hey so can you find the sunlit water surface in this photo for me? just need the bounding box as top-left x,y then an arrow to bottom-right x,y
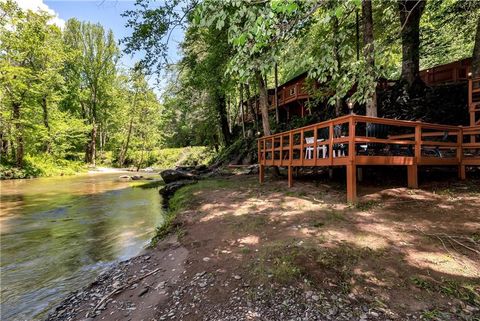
0,172 -> 164,320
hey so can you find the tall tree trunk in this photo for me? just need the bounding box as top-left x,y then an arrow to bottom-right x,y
362,0 -> 377,117
240,84 -> 246,138
215,90 -> 231,145
274,63 -> 279,123
85,122 -> 97,165
332,16 -> 343,117
0,113 -> 8,161
86,90 -> 98,165
356,8 -> 360,61
256,71 -> 271,136
246,83 -> 259,132
41,96 -> 51,152
119,117 -> 134,167
398,0 -> 426,87
41,96 -> 50,130
473,15 -> 480,78
12,102 -> 23,168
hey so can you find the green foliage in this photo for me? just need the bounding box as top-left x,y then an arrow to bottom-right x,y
214,136 -> 257,165
153,146 -> 216,169
420,0 -> 480,68
0,154 -> 85,179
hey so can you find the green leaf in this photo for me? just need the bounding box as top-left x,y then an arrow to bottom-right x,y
335,6 -> 344,19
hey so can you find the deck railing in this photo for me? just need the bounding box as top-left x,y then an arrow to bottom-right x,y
258,115 -> 480,202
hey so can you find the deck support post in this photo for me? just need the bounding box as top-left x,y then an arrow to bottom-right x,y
259,165 -> 265,183
357,167 -> 363,182
459,165 -> 466,180
346,164 -> 357,203
288,166 -> 293,187
407,165 -> 418,189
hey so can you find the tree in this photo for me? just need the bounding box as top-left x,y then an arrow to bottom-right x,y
362,0 -> 376,116
398,0 -> 426,88
63,19 -> 119,164
473,15 -> 480,77
0,1 -> 65,166
195,1 -> 323,135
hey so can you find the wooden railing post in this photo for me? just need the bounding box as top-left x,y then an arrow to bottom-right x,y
289,132 -> 293,166
346,116 -> 357,202
263,140 -> 266,166
348,116 -> 356,162
313,125 -> 318,165
258,139 -> 264,183
329,123 -> 334,166
414,124 -> 421,160
408,124 -> 421,189
300,130 -> 304,166
271,137 -> 274,165
280,134 -> 283,165
457,126 -> 466,180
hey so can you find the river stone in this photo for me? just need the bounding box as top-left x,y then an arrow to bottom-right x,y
160,169 -> 198,184
159,180 -> 197,199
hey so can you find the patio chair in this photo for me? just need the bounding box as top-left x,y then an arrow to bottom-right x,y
305,137 -> 328,159
333,124 -> 347,157
358,123 -> 389,156
422,131 -> 449,157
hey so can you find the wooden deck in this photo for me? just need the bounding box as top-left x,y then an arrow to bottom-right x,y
258,115 -> 480,202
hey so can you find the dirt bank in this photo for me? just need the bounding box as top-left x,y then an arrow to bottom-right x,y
47,174 -> 480,321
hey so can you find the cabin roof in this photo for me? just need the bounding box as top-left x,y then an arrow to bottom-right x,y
269,71 -> 309,91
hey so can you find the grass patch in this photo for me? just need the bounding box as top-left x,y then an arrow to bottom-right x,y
253,242 -> 366,292
254,243 -> 304,284
231,214 -> 269,232
354,200 -> 381,211
325,209 -> 347,222
150,178 -> 236,247
410,276 -> 480,307
421,309 -> 441,320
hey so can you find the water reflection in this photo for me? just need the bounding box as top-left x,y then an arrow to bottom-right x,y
0,173 -> 164,321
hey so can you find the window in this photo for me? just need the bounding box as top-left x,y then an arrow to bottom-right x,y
289,87 -> 296,96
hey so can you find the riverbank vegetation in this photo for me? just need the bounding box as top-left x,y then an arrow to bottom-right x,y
0,1 -> 214,179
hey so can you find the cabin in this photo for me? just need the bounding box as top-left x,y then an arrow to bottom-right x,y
257,59 -> 480,203
245,58 -> 476,125
420,58 -> 472,86
244,72 -> 315,123
272,72 -> 313,120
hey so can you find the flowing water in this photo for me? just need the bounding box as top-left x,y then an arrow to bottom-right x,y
0,172 -> 164,321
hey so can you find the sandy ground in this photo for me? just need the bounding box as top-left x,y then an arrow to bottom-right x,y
47,170 -> 480,321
